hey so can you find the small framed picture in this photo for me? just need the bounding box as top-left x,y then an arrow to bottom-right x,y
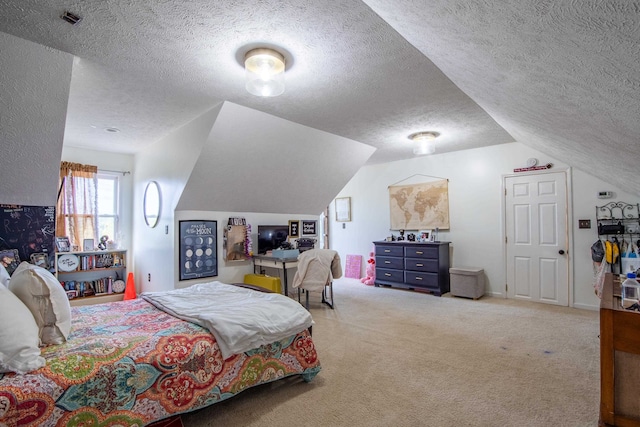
302,220 -> 317,236
30,252 -> 50,269
0,249 -> 20,275
83,238 -> 94,252
55,236 -> 71,252
289,220 -> 300,238
335,197 -> 351,222
419,230 -> 431,242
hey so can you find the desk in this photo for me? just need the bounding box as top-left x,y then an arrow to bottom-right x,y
252,255 -> 299,296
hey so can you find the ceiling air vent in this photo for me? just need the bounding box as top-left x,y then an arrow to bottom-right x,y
61,11 -> 82,25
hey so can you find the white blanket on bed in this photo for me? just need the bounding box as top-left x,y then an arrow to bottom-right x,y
140,281 -> 313,360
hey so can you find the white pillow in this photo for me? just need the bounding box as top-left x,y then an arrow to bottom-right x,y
9,262 -> 72,345
0,262 -> 10,287
0,285 -> 45,374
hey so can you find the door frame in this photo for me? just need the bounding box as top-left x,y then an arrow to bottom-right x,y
500,168 -> 574,307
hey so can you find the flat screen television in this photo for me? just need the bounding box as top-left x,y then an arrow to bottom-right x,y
257,225 -> 289,254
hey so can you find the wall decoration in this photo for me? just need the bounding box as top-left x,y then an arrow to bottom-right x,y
301,220 -> 317,236
0,249 -> 20,275
388,179 -> 450,230
224,224 -> 248,261
179,220 -> 217,281
335,197 -> 351,222
0,204 -> 56,266
289,220 -> 300,238
55,236 -> 71,252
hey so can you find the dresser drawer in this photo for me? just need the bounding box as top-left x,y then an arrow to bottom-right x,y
376,268 -> 404,283
405,257 -> 438,272
376,245 -> 404,257
378,256 -> 404,270
405,271 -> 438,288
404,245 -> 438,259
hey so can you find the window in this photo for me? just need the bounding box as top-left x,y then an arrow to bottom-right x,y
57,163 -> 121,250
96,173 -> 120,243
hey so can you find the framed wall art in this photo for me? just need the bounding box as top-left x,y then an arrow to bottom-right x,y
55,236 -> 71,252
289,220 -> 300,238
179,220 -> 217,281
302,220 -> 317,236
335,197 -> 351,222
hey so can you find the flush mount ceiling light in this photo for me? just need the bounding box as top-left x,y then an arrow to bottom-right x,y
244,48 -> 286,97
409,131 -> 440,156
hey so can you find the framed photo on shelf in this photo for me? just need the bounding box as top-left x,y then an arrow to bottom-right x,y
83,238 -> 94,252
335,197 -> 351,222
289,220 -> 300,238
302,220 -> 317,236
179,220 -> 217,281
0,249 -> 20,275
55,236 -> 71,252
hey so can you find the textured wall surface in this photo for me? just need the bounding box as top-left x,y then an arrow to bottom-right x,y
0,0 -> 638,198
0,32 -> 72,206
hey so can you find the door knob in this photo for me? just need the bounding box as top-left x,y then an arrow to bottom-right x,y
558,250 -> 565,255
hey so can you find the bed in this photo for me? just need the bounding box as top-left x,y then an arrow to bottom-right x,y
0,282 -> 321,426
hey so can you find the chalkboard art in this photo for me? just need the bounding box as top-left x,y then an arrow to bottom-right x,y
0,205 -> 56,269
179,220 -> 217,281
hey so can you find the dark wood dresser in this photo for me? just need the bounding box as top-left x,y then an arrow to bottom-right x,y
600,273 -> 640,426
373,241 -> 450,296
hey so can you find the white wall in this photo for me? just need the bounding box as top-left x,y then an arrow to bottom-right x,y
329,142 -> 639,310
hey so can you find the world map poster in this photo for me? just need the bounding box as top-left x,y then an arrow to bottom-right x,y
389,180 -> 450,230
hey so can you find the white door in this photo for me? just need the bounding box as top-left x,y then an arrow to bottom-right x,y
505,172 -> 569,306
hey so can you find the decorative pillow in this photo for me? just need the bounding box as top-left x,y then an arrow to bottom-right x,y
0,262 -> 9,287
9,262 -> 71,345
0,285 -> 45,373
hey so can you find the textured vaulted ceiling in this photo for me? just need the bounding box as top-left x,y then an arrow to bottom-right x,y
0,1 -> 638,194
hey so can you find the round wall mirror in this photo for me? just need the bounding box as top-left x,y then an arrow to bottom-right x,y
143,181 -> 161,228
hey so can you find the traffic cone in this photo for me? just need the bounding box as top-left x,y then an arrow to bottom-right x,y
124,272 -> 137,300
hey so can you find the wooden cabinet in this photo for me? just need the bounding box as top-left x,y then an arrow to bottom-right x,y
600,273 -> 640,426
373,241 -> 450,296
55,250 -> 127,306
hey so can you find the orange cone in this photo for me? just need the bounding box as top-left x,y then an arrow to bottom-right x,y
124,272 -> 137,300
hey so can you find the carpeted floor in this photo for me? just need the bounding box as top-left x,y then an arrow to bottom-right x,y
181,278 -> 600,426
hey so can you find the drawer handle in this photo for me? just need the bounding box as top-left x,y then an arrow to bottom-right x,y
384,260 -> 391,264
416,263 -> 423,267
385,273 -> 392,277
384,249 -> 391,253
415,251 -> 423,254
415,276 -> 423,280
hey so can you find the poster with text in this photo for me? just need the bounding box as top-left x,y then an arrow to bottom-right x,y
179,220 -> 217,281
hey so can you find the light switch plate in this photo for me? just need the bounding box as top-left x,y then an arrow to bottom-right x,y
578,219 -> 591,229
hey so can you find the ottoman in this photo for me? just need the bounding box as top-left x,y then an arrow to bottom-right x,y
449,267 -> 485,299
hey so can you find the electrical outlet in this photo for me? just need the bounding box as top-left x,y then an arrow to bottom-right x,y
578,219 -> 591,229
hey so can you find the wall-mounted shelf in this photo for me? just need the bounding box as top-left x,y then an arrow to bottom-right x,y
596,202 -> 640,236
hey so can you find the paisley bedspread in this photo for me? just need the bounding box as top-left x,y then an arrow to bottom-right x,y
0,298 -> 321,426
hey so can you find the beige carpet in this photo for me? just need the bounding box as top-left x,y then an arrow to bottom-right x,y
181,278 -> 600,426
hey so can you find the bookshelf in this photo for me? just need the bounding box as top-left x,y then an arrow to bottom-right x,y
54,249 -> 127,306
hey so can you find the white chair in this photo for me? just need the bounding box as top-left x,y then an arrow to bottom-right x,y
292,249 -> 342,309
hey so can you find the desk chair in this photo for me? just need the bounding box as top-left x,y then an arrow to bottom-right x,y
292,249 -> 342,309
